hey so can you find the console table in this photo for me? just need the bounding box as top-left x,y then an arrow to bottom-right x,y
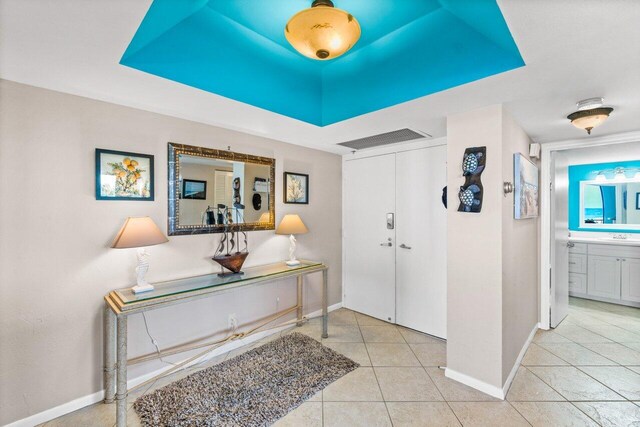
103,260 -> 328,427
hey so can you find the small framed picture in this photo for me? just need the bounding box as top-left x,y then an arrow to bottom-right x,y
95,149 -> 154,200
284,172 -> 309,204
181,179 -> 207,200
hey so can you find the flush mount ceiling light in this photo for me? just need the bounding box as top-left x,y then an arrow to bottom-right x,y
285,0 -> 361,60
567,98 -> 613,135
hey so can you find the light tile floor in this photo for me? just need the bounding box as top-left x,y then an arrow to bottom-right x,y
42,297 -> 640,426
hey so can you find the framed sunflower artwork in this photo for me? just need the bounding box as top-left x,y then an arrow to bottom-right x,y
95,149 -> 154,201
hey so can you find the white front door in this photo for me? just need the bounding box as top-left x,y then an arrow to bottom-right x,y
551,151 -> 570,327
344,154 -> 396,322
395,146 -> 447,338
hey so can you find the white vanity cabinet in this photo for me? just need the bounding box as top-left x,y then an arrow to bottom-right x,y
621,257 -> 640,303
587,255 -> 622,299
569,241 -> 640,307
568,243 -> 587,294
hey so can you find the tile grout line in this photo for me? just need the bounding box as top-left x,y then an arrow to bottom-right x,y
400,323 -> 466,427
536,335 -> 622,366
359,319 -> 394,426
567,401 -> 606,426
571,365 -> 632,403
505,400 -> 533,427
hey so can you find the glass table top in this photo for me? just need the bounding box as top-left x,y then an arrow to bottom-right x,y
114,260 -> 323,304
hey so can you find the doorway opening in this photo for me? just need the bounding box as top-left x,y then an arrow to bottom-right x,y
540,133 -> 640,341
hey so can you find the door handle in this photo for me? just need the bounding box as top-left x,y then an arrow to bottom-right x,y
399,244 -> 412,249
567,242 -> 575,248
380,242 -> 393,247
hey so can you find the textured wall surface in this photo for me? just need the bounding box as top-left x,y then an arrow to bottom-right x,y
447,104 -> 539,391
0,80 -> 342,425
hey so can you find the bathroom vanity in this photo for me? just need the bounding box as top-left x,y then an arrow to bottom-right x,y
569,236 -> 640,307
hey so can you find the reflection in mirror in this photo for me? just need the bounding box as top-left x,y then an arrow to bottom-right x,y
168,143 -> 275,235
581,181 -> 640,227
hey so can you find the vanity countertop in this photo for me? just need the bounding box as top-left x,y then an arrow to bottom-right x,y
569,236 -> 640,247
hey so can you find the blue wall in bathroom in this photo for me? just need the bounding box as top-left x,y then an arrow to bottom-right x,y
568,160 -> 640,233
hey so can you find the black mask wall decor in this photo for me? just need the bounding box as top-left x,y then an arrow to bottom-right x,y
252,193 -> 262,210
232,177 -> 242,209
458,146 -> 486,213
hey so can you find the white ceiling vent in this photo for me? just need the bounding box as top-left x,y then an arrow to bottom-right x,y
337,128 -> 431,150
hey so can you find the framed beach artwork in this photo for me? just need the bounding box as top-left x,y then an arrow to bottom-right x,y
95,149 -> 154,200
284,172 -> 309,204
514,153 -> 539,219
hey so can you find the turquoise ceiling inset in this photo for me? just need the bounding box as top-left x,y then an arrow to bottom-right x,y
121,0 -> 525,126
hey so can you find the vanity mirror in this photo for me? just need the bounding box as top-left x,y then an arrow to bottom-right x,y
168,143 -> 275,235
580,179 -> 640,229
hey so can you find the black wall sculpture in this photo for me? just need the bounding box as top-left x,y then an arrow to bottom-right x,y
458,146 -> 486,213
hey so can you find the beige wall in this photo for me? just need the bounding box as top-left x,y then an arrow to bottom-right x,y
243,163 -> 270,223
0,80 -> 342,425
179,163 -> 219,225
501,110 -> 539,383
447,104 -> 539,391
447,105 -> 504,389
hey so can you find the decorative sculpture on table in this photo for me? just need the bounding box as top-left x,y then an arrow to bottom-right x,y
212,202 -> 249,277
458,146 -> 486,213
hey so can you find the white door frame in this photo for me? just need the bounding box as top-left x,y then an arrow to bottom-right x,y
539,130 -> 640,329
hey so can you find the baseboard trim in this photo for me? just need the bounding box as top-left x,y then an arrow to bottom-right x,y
444,368 -> 505,399
5,302 -> 343,427
501,323 -> 539,398
445,322 -> 540,401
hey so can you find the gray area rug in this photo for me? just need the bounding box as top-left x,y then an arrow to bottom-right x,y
134,332 -> 359,426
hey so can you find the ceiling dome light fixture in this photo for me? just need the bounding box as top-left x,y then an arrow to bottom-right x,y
285,0 -> 361,60
567,98 -> 613,135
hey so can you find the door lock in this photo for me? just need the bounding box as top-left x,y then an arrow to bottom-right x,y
386,213 -> 394,230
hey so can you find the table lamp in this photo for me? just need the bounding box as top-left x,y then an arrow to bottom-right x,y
111,217 -> 169,294
276,214 -> 308,266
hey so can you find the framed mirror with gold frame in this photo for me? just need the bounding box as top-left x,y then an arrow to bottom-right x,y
168,143 -> 275,236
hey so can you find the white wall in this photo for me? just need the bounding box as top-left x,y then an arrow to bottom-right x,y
446,104 -> 539,393
0,80 -> 343,425
563,141 -> 640,166
501,109 -> 539,383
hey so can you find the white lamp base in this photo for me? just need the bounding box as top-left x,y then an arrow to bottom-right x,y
131,283 -> 155,294
286,234 -> 301,267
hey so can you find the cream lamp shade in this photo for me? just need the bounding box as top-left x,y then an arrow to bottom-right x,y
111,217 -> 168,249
285,0 -> 361,60
276,214 -> 309,235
